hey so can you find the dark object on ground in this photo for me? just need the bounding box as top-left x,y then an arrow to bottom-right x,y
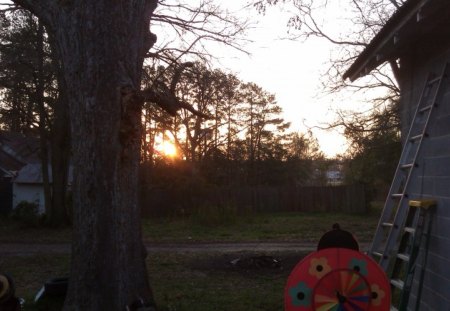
317,223 -> 359,251
0,273 -> 21,311
126,298 -> 157,311
34,277 -> 68,311
229,255 -> 281,270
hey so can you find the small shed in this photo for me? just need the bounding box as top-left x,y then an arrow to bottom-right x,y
344,0 -> 450,309
0,131 -> 40,213
13,163 -> 73,214
13,163 -> 49,214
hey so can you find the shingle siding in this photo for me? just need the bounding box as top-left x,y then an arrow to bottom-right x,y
409,282 -> 450,310
400,47 -> 450,310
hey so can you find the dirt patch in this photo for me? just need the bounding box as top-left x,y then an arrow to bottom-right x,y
188,251 -> 310,277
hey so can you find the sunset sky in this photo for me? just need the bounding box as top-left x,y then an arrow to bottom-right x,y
152,0 -> 376,157
210,1 -> 359,158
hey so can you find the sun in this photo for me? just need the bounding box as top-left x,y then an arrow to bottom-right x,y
161,141 -> 177,157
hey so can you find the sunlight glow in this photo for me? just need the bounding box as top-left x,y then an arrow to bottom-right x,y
161,141 -> 177,157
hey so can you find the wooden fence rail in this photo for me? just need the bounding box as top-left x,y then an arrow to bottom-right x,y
141,184 -> 366,217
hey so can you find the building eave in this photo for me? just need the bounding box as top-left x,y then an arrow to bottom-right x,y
344,0 -> 450,82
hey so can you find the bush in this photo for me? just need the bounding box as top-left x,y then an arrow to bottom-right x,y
10,201 -> 41,227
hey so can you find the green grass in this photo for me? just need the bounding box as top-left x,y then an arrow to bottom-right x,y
1,251 -> 306,311
149,251 -> 297,311
0,218 -> 71,243
0,208 -> 380,244
0,254 -> 70,310
0,207 -> 383,310
142,210 -> 380,243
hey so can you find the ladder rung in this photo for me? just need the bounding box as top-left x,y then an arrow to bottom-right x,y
391,279 -> 404,290
428,76 -> 442,85
401,163 -> 414,169
397,253 -> 410,262
404,227 -> 415,234
410,134 -> 423,142
372,251 -> 383,258
419,104 -> 433,113
391,193 -> 403,199
382,222 -> 393,227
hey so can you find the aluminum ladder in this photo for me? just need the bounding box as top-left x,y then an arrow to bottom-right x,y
368,63 -> 448,308
391,199 -> 435,311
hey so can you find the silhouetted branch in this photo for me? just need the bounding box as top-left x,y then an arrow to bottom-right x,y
150,0 -> 250,65
141,62 -> 210,119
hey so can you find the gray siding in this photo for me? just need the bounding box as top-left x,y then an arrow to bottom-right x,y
399,47 -> 450,310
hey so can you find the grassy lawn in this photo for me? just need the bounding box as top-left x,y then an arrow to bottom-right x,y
148,251 -> 305,311
0,251 -> 307,311
0,210 -> 380,244
0,208 -> 382,310
0,220 -> 72,243
0,254 -> 70,310
142,210 -> 380,243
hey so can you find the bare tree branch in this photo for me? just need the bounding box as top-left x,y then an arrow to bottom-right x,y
11,0 -> 56,27
141,62 -> 211,119
150,0 -> 250,67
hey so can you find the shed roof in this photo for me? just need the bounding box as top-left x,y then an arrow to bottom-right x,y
0,131 -> 39,170
344,0 -> 450,81
14,163 -> 73,185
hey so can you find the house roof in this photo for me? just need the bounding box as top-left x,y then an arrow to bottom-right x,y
344,0 -> 450,81
14,163 -> 73,185
14,163 -> 45,184
0,131 -> 40,173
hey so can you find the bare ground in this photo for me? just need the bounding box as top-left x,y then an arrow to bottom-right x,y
0,241 -> 369,257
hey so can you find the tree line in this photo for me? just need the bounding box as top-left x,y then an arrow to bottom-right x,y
141,62 -> 327,188
0,9 -> 328,225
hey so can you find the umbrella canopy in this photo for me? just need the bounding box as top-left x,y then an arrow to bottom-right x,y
285,248 -> 390,311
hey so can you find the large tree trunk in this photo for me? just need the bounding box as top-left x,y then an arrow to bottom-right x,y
13,1 -> 158,310
49,29 -> 71,227
50,78 -> 71,226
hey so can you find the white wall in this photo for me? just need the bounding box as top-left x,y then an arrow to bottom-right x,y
12,183 -> 45,214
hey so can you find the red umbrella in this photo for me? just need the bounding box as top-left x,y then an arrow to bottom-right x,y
285,248 -> 390,311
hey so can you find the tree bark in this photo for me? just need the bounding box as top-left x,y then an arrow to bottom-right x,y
35,21 -> 52,216
50,67 -> 71,226
13,1 -> 158,310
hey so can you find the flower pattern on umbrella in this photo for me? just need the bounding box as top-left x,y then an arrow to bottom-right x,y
288,281 -> 312,307
285,248 -> 391,311
370,284 -> 386,306
308,257 -> 332,279
348,258 -> 368,276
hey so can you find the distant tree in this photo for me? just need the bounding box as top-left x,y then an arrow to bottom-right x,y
142,61 -> 326,187
238,82 -> 290,183
0,9 -> 71,225
0,10 -> 54,134
342,106 -> 401,200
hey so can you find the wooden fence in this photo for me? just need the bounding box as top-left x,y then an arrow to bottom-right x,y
141,184 -> 367,217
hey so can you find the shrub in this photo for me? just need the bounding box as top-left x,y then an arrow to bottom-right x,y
10,201 -> 41,227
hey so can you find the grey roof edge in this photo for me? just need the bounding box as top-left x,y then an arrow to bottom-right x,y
343,0 -> 430,82
13,163 -> 74,185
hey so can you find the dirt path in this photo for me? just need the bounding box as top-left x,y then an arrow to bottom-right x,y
0,242 -> 370,257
